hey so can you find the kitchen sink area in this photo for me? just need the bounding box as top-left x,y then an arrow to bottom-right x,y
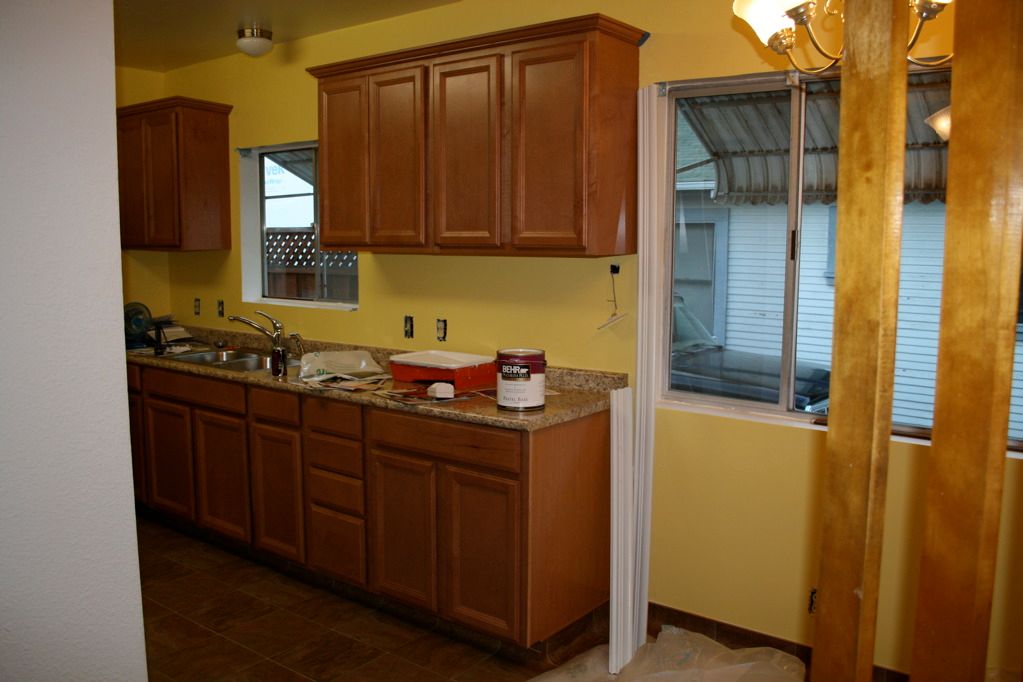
165,347 -> 301,373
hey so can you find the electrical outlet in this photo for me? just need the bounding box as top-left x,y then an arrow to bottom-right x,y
404,315 -> 414,339
193,298 -> 200,316
436,318 -> 447,342
217,300 -> 224,318
610,263 -> 621,275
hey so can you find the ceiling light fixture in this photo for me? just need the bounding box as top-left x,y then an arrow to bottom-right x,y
925,105 -> 952,141
732,0 -> 953,74
236,25 -> 273,57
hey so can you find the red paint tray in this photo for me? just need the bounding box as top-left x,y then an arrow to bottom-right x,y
388,350 -> 496,390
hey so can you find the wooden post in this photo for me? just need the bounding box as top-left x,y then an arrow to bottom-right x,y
810,1 -> 908,680
910,2 -> 1023,680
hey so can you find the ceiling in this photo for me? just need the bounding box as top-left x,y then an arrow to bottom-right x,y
113,0 -> 458,72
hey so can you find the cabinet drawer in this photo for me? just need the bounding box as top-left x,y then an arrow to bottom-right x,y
307,468 -> 364,516
143,367 -> 245,414
250,387 -> 301,426
367,409 -> 521,474
303,397 -> 362,439
305,431 -> 363,478
127,364 -> 142,392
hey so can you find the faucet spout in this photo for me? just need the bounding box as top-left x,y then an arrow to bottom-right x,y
227,315 -> 275,342
227,311 -> 289,378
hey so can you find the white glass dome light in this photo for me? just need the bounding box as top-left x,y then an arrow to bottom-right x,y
237,26 -> 273,57
732,0 -> 795,48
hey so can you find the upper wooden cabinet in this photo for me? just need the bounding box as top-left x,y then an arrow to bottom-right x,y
309,14 -> 645,256
116,97 -> 232,250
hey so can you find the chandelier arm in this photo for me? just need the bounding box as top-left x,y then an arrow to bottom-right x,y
786,51 -> 841,75
907,17 -> 926,52
803,22 -> 844,61
907,52 -> 954,67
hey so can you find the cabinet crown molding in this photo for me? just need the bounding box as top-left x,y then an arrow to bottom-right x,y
117,96 -> 234,116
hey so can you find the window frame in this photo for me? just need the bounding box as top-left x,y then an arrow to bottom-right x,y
238,140 -> 358,311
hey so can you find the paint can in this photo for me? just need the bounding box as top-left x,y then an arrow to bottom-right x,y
496,348 -> 546,411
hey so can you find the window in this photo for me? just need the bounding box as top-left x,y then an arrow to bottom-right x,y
666,70 -> 962,430
239,142 -> 358,308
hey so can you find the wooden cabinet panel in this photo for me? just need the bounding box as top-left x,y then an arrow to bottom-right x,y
303,397 -> 362,439
144,368 -> 245,414
128,393 -> 146,502
308,469 -> 364,516
367,409 -> 521,473
250,387 -> 300,426
510,41 -> 587,249
250,422 -> 304,562
145,398 -> 195,520
307,505 -> 366,585
194,409 -> 250,542
143,109 -> 181,247
368,448 -> 437,610
117,116 -> 146,248
431,55 -> 502,247
440,465 -> 521,640
368,67 -> 426,246
305,431 -> 363,478
320,76 -> 370,246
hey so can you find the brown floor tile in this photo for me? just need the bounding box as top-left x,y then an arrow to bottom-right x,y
139,554 -> 194,586
222,659 -> 314,681
273,630 -> 383,682
142,597 -> 174,623
333,609 -> 429,652
162,541 -> 240,572
452,655 -> 539,682
150,634 -> 265,681
393,631 -> 490,678
144,572 -> 236,614
222,609 -> 333,658
144,612 -> 215,662
188,589 -> 279,633
335,653 -> 449,681
206,555 -> 282,587
286,593 -> 377,629
241,573 -> 324,608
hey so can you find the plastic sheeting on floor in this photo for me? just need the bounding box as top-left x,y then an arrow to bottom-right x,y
531,626 -> 806,682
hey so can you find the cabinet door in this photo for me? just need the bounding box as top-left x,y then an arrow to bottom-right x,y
307,505 -> 366,586
194,409 -> 250,542
368,448 -> 437,610
440,465 -> 521,640
250,422 -> 304,562
510,40 -> 588,249
145,398 -> 195,520
142,110 -> 181,247
368,67 -> 426,245
128,393 -> 146,502
117,116 -> 147,248
320,75 -> 370,246
431,55 -> 503,247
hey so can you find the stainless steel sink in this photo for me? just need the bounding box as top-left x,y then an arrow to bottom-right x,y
165,348 -> 298,373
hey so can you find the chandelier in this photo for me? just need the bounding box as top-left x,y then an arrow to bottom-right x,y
732,0 -> 953,74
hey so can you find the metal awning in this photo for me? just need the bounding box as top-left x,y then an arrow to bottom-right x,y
676,71 -> 950,205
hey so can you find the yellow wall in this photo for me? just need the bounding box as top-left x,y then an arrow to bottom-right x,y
117,0 -> 1023,674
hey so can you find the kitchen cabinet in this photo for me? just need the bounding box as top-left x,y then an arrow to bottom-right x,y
142,368 -> 247,533
116,96 -> 232,250
318,67 -> 426,248
249,388 -> 305,563
303,397 -> 367,585
308,14 -> 644,256
366,406 -> 609,645
127,365 -> 146,503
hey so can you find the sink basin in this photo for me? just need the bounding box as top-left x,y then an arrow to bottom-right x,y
173,350 -> 260,364
218,356 -> 301,373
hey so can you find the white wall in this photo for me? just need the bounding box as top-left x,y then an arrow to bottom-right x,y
0,2 -> 147,679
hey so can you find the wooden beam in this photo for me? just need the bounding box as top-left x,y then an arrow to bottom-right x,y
910,2 -> 1023,680
810,1 -> 908,680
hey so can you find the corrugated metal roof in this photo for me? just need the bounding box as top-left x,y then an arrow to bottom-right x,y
676,71 -> 950,205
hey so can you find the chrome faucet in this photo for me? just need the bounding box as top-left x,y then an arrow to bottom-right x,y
228,310 -> 288,378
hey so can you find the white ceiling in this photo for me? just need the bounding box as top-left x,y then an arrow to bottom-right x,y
113,0 -> 458,72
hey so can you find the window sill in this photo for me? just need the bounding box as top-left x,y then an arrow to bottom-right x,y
242,296 -> 358,312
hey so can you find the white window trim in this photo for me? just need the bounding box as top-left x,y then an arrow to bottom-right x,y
238,141 -> 358,312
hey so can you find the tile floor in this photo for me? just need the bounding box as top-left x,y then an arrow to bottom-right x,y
138,517 -> 540,681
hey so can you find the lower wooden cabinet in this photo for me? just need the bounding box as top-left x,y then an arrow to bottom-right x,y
368,448 -> 438,610
250,421 -> 304,562
194,409 -> 249,542
145,397 -> 195,520
128,392 -> 147,503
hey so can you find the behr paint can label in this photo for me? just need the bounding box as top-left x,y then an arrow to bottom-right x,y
496,348 -> 546,411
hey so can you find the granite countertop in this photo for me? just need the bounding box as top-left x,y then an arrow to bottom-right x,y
127,336 -> 627,432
